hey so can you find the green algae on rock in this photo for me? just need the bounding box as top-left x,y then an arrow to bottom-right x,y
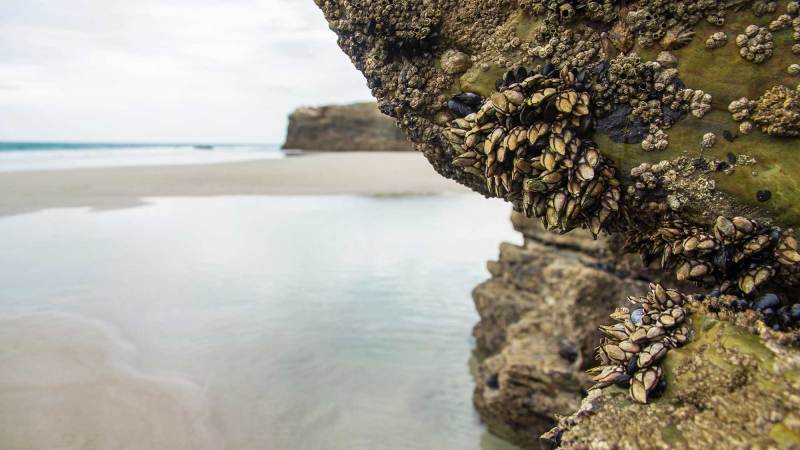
549,306 -> 800,450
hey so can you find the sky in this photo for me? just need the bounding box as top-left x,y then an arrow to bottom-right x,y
0,0 -> 374,144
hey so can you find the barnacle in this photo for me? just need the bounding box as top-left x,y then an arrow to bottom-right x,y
751,85 -> 800,137
589,284 -> 692,404
444,66 -> 622,236
735,25 -> 774,64
626,215 -> 800,296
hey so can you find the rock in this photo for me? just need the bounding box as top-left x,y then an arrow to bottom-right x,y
550,305 -> 800,450
282,102 -> 413,151
472,213 -> 650,448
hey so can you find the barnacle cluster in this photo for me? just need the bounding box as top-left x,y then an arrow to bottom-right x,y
700,132 -> 717,150
705,31 -> 729,49
443,66 -> 622,236
519,0 -> 619,24
751,85 -> 800,136
623,1 -> 729,48
525,26 -> 605,70
594,53 -> 711,130
627,215 -> 800,295
768,1 -> 800,54
735,25 -> 774,64
641,125 -> 669,152
728,85 -> 800,136
589,284 -> 691,404
728,96 -> 758,134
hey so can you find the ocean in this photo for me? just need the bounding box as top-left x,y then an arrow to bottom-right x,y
0,141 -> 285,172
0,194 -> 522,450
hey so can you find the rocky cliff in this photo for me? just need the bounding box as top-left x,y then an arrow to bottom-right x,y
472,213 -> 647,448
472,212 -> 670,448
282,102 -> 413,151
313,1 -> 800,448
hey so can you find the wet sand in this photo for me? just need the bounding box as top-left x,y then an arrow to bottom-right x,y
0,312 -> 221,450
0,152 -> 469,216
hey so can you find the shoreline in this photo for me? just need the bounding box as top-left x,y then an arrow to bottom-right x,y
0,152 -> 470,217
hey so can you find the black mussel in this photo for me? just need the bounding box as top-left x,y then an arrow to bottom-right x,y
520,104 -> 538,126
777,306 -> 792,327
504,70 -> 516,86
515,66 -> 528,82
769,228 -> 783,245
757,190 -> 772,202
754,293 -> 780,311
732,298 -> 750,311
693,158 -> 710,171
615,374 -> 632,388
723,130 -> 736,142
447,99 -> 475,118
543,100 -> 557,122
558,340 -> 578,363
713,247 -> 735,277
453,92 -> 482,107
579,116 -> 595,134
762,308 -> 776,325
727,152 -> 737,164
626,357 -> 638,375
542,62 -> 556,77
486,373 -> 500,389
649,378 -> 668,399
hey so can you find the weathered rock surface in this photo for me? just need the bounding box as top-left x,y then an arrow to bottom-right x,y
472,213 -> 650,448
282,102 -> 413,151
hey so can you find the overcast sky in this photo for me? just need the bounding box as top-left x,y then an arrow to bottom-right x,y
0,0 -> 373,143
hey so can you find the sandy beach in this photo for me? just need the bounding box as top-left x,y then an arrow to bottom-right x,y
0,313 -> 221,450
0,152 -> 469,216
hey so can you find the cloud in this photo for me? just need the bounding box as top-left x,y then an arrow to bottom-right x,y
0,0 -> 373,143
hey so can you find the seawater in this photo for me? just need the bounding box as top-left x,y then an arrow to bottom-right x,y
0,141 -> 283,172
0,194 -> 522,450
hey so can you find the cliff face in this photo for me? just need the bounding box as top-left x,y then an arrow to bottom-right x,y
472,213 -> 657,448
314,1 -> 800,448
282,102 -> 413,151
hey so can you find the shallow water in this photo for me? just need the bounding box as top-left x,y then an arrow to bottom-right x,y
0,195 -> 521,450
0,142 -> 283,172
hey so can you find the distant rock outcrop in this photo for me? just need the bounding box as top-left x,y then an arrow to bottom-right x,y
282,102 -> 413,151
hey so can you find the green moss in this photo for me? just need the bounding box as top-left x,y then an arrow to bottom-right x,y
770,422 -> 800,448
459,64 -> 506,97
512,10 -> 542,42
660,424 -> 689,448
599,15 -> 800,228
